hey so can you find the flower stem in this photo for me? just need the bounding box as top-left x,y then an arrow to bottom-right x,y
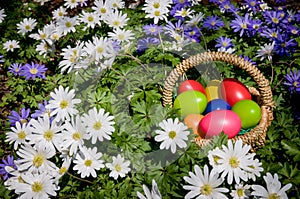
66,171 -> 93,184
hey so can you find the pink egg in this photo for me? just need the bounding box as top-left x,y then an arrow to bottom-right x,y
198,110 -> 242,139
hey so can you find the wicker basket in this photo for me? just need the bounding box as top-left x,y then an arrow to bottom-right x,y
162,51 -> 275,151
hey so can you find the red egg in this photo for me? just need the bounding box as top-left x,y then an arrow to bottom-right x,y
198,110 -> 242,139
178,80 -> 206,95
220,78 -> 252,106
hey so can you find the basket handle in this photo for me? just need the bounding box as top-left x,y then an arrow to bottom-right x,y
162,51 -> 275,111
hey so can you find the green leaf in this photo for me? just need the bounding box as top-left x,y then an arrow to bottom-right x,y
281,140 -> 300,162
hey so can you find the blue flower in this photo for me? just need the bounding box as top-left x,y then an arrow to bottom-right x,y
219,1 -> 237,14
0,55 -> 4,63
31,100 -> 52,119
230,13 -> 251,37
243,0 -> 262,13
284,70 -> 300,94
215,36 -> 233,50
7,108 -> 30,126
8,63 -> 23,76
203,15 -> 224,30
240,55 -> 257,66
184,26 -> 201,42
274,33 -> 297,57
286,25 -> 300,36
264,11 -> 284,27
260,28 -> 279,40
0,155 -> 17,181
20,62 -> 47,80
137,37 -> 160,54
248,19 -> 263,36
164,20 -> 185,34
143,24 -> 163,36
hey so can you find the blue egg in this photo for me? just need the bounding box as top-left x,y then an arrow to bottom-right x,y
204,99 -> 231,114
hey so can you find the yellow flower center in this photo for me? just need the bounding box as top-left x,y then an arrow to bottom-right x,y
224,4 -> 229,9
25,25 -> 31,30
154,10 -> 160,17
60,100 -> 68,109
100,8 -> 107,14
113,3 -> 118,7
229,157 -> 240,168
213,156 -> 220,165
21,119 -> 27,124
118,34 -> 125,40
281,42 -> 286,47
65,21 -> 72,28
93,121 -> 102,130
59,166 -> 68,175
43,130 -> 53,141
40,33 -> 46,39
181,10 -> 188,17
153,3 -> 160,9
88,15 -> 94,22
169,131 -> 177,139
211,21 -> 216,26
268,193 -> 280,199
85,159 -> 92,167
97,46 -> 104,53
271,32 -> 277,38
115,164 -> 122,172
72,132 -> 82,140
9,44 -> 14,49
200,184 -> 213,195
31,181 -> 43,193
291,30 -> 298,34
18,131 -> 26,139
222,41 -> 228,47
113,21 -> 120,26
33,154 -> 44,168
58,12 -> 63,17
237,189 -> 244,197
293,81 -> 299,87
30,68 -> 38,75
272,18 -> 279,24
241,23 -> 247,29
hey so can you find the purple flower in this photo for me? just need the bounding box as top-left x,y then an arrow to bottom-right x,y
260,28 -> 279,40
286,25 -> 300,36
240,55 -> 257,66
0,55 -> 4,63
8,108 -> 30,126
172,0 -> 192,7
274,33 -> 297,57
243,0 -> 262,13
137,37 -> 160,54
203,15 -> 224,30
219,1 -> 237,14
184,27 -> 201,42
0,155 -> 17,181
164,20 -> 185,34
8,63 -> 23,76
143,24 -> 163,36
230,13 -> 251,37
31,100 -> 52,119
248,19 -> 263,36
215,36 -> 233,50
264,11 -> 284,27
284,70 -> 300,94
20,62 -> 47,80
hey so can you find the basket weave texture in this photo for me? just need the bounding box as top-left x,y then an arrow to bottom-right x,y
162,52 -> 275,151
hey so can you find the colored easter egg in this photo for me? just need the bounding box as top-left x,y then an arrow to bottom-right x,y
205,80 -> 221,102
178,80 -> 206,95
220,78 -> 252,106
198,110 -> 242,139
204,99 -> 231,114
184,114 -> 204,135
232,99 -> 262,129
174,90 -> 207,117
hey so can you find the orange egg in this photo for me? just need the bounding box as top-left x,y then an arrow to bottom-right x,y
184,114 -> 204,135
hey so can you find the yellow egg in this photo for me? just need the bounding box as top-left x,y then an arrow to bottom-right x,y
205,80 -> 221,102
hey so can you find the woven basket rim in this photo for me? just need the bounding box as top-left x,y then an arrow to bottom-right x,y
162,51 -> 275,151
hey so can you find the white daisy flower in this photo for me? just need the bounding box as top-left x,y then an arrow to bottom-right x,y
255,42 -> 275,61
36,40 -> 51,58
17,17 -> 37,35
14,172 -> 59,198
59,42 -> 85,73
108,28 -> 134,43
3,40 -> 20,52
142,0 -> 171,24
73,146 -> 105,178
52,6 -> 67,20
46,85 -> 81,122
230,184 -> 251,199
91,36 -> 114,62
29,24 -> 54,41
106,154 -> 131,180
82,107 -> 115,144
208,139 -> 255,185
61,115 -> 90,156
104,10 -> 129,29
79,11 -> 101,30
137,179 -> 162,199
175,7 -> 194,19
33,0 -> 51,5
0,8 -> 7,23
56,16 -> 79,36
154,118 -> 190,154
5,121 -> 31,150
246,158 -> 263,181
15,144 -> 57,173
108,0 -> 125,10
3,166 -> 23,191
64,0 -> 80,9
183,164 -> 229,199
252,173 -> 292,199
27,114 -> 63,152
186,13 -> 205,27
92,0 -> 112,19
218,47 -> 236,54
